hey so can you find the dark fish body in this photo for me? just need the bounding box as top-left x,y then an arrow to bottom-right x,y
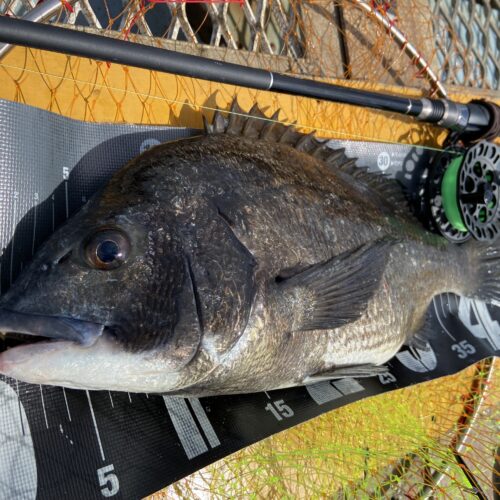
0,104 -> 498,394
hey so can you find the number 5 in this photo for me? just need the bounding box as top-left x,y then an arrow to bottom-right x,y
97,464 -> 119,497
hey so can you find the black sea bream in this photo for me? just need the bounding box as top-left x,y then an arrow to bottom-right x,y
0,103 -> 498,394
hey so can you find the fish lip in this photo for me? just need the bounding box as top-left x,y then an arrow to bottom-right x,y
0,309 -> 104,348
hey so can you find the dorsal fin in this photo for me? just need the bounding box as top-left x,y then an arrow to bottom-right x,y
205,100 -> 410,213
205,99 -> 327,155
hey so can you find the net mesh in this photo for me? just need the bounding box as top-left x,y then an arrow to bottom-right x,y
0,0 -> 499,498
1,0 -> 499,91
156,360 -> 499,499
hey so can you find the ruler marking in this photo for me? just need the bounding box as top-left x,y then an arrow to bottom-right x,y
264,391 -> 271,399
31,202 -> 37,256
9,197 -> 17,285
39,385 -> 49,429
439,295 -> 450,326
446,292 -> 452,313
86,390 -> 105,462
476,304 -> 500,350
306,381 -> 343,405
332,378 -> 364,396
189,399 -> 220,449
163,397 -> 208,459
128,392 -> 132,403
108,391 -> 114,408
51,196 -> 55,231
64,181 -> 69,219
433,297 -> 457,341
0,378 -> 37,496
9,235 -> 15,284
62,388 -> 72,422
16,380 -> 25,436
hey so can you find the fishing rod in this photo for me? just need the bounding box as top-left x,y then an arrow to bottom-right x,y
0,16 -> 497,141
0,15 -> 498,244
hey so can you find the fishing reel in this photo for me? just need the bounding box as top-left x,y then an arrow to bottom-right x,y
427,141 -> 499,243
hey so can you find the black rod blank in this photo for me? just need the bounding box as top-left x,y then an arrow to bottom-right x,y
0,17 -> 421,115
0,16 -> 494,136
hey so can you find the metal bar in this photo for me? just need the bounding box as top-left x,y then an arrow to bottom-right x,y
0,16 -> 422,115
333,2 -> 351,79
0,16 -> 494,135
346,0 -> 447,98
0,0 -> 77,58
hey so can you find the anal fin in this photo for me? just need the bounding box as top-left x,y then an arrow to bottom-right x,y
304,364 -> 389,383
404,310 -> 436,352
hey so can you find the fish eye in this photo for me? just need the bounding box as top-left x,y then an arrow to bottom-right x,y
83,229 -> 130,270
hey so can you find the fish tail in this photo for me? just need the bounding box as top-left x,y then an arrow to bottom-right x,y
462,240 -> 500,305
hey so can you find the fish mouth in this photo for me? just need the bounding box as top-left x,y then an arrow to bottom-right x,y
0,309 -> 104,354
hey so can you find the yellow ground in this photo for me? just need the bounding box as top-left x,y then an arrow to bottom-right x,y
2,45 -> 494,148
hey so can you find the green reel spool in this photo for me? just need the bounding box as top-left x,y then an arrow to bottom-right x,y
441,156 -> 468,233
429,141 -> 499,243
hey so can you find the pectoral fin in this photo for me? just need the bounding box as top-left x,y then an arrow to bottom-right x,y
304,364 -> 389,383
277,239 -> 395,331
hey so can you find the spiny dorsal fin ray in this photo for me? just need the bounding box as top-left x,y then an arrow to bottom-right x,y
352,170 -> 409,210
259,110 -> 283,141
226,100 -> 247,135
205,100 -> 410,213
295,131 -> 320,152
311,141 -> 333,159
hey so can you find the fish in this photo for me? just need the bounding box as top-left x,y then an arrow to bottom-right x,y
0,102 -> 498,395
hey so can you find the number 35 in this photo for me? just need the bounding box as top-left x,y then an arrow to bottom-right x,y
451,340 -> 476,359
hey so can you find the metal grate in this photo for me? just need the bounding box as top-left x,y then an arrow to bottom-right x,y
430,0 -> 500,89
0,0 -> 499,90
92,0 -> 307,57
5,0 -> 308,59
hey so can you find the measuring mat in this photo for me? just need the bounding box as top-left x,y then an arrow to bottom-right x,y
0,99 -> 498,499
